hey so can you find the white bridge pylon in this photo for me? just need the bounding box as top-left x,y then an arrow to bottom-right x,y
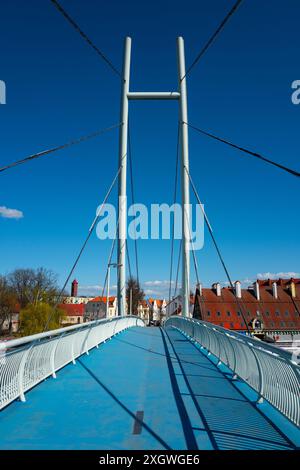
117,36 -> 191,317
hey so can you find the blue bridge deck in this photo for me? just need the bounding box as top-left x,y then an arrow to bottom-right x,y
0,326 -> 299,450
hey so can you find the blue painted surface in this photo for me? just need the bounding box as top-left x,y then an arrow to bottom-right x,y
0,327 -> 298,450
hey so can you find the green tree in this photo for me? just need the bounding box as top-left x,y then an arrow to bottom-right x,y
19,302 -> 65,336
126,277 -> 145,315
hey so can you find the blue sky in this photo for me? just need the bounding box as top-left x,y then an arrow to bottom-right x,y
0,0 -> 299,298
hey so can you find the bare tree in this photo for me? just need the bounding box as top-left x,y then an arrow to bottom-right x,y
8,268 -> 60,308
0,276 -> 17,333
126,277 -> 145,315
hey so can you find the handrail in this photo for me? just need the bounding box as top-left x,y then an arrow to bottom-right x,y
0,315 -> 144,410
165,316 -> 300,427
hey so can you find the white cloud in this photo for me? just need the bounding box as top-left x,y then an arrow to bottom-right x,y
144,280 -> 173,286
0,206 -> 23,219
143,280 -> 181,299
222,278 -> 255,287
78,284 -> 117,297
257,272 -> 300,280
144,289 -> 162,296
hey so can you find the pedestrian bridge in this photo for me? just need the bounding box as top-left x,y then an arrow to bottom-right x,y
0,317 -> 299,450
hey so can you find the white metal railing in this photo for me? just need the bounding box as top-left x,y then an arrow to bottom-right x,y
165,316 -> 300,427
0,315 -> 144,410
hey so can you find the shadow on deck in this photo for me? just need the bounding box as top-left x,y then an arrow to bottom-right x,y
0,326 -> 298,450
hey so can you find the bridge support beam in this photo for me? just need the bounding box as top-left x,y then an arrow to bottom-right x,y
177,37 -> 190,317
117,37 -> 191,317
117,37 -> 131,316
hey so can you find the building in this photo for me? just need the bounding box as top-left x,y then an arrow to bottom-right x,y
71,279 -> 78,297
137,300 -> 150,323
59,303 -> 85,326
166,295 -> 194,317
84,296 -> 111,321
148,298 -> 167,323
63,279 -> 94,305
1,304 -> 20,334
63,296 -> 94,305
193,278 -> 300,340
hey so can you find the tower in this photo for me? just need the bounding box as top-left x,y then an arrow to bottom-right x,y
71,279 -> 78,297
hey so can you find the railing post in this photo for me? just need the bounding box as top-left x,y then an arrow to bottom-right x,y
18,345 -> 33,403
83,324 -> 93,355
250,346 -> 264,403
71,332 -> 77,364
214,330 -> 222,366
226,334 -> 238,379
206,327 -> 212,356
50,334 -> 63,379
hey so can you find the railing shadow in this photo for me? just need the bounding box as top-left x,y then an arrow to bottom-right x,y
163,327 -> 295,450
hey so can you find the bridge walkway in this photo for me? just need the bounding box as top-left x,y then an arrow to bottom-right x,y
0,326 -> 298,450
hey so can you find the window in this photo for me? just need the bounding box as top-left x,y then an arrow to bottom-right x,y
290,322 -> 295,327
285,311 -> 289,317
280,321 -> 286,327
275,311 -> 280,317
207,311 -> 211,317
241,322 -> 245,327
270,322 -> 275,327
265,311 -> 270,317
237,311 -> 241,317
227,311 -> 231,317
247,311 -> 251,317
230,322 -> 234,328
217,311 -> 221,317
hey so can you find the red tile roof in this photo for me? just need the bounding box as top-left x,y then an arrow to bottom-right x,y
59,303 -> 85,317
193,278 -> 300,332
90,296 -> 115,303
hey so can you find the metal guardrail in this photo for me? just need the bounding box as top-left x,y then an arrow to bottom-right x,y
165,316 -> 300,427
0,315 -> 144,410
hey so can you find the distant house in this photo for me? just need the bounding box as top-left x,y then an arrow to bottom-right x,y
1,304 -> 20,334
59,303 -> 85,325
166,295 -> 194,317
148,298 -> 167,322
84,297 -> 110,321
137,300 -> 150,323
63,296 -> 94,305
193,278 -> 300,339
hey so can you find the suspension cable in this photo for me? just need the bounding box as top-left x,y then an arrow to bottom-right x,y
187,122 -> 300,178
126,242 -> 133,281
101,216 -> 120,300
174,240 -> 182,299
50,0 -> 121,78
184,165 -> 250,333
168,123 -> 180,304
185,206 -> 201,287
128,125 -> 139,284
44,161 -> 123,331
0,123 -> 121,174
182,0 -> 244,81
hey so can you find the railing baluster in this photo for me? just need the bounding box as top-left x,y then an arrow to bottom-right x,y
165,315 -> 300,427
18,345 -> 34,403
0,315 -> 144,410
